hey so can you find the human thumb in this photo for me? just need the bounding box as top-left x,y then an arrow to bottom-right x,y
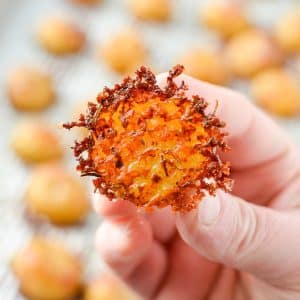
176,191 -> 300,287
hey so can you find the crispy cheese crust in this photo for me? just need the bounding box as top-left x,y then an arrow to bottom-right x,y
64,65 -> 232,211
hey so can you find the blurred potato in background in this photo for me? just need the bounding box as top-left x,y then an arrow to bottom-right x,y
274,9 -> 300,54
25,163 -> 90,225
99,29 -> 147,74
71,0 -> 102,5
84,273 -> 139,300
7,66 -> 55,112
200,1 -> 249,40
127,0 -> 171,22
251,68 -> 300,117
37,16 -> 86,55
12,237 -> 83,300
178,47 -> 230,85
11,119 -> 63,164
224,29 -> 283,78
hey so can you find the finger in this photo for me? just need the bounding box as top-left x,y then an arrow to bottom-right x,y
177,191 -> 300,288
144,207 -> 176,243
94,193 -> 176,243
95,215 -> 152,277
231,147 -> 300,204
272,175 -> 300,210
206,268 -> 236,300
93,193 -> 137,218
156,237 -> 219,300
127,241 -> 167,298
96,215 -> 167,299
156,73 -> 292,171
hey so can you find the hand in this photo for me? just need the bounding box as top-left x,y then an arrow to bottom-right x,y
93,74 -> 300,300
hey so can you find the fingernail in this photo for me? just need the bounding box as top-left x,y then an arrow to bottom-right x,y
198,194 -> 220,226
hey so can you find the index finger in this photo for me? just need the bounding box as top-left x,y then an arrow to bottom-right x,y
157,73 -> 292,170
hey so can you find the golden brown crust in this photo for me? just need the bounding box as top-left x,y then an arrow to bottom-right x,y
64,65 -> 233,211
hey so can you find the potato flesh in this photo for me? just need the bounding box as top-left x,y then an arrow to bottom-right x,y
91,96 -> 207,208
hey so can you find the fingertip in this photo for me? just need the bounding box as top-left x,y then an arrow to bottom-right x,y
176,191 -> 235,261
176,199 -> 200,245
145,207 -> 176,243
198,193 -> 222,227
95,215 -> 153,276
92,192 -> 137,218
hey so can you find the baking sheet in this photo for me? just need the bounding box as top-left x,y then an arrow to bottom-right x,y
1,0 -> 300,298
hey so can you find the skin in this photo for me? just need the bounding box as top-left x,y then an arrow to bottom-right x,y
94,74 -> 300,300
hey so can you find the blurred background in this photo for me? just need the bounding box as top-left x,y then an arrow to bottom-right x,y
1,0 -> 300,299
